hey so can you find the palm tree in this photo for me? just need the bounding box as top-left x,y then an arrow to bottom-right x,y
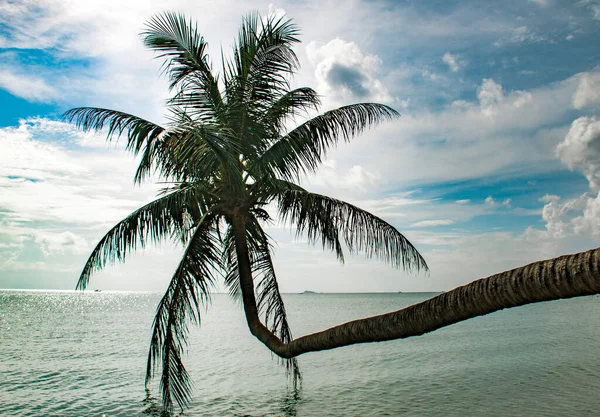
64,11 -> 600,412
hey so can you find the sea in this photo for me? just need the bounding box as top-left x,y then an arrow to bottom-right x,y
1,290 -> 599,417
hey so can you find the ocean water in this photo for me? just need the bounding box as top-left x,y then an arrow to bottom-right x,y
1,291 -> 599,417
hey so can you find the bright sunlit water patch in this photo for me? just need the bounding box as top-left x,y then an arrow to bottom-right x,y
1,291 -> 599,416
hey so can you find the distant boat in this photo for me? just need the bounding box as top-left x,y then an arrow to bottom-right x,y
398,291 -> 403,293
94,289 -> 102,292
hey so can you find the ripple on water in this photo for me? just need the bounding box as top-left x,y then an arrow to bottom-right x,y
1,291 -> 600,416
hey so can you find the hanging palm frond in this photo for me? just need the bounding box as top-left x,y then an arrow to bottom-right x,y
146,213 -> 223,410
277,188 -> 428,272
77,184 -> 213,290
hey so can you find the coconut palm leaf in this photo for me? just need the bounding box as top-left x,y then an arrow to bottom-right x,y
258,87 -> 321,139
63,107 -> 165,154
277,188 -> 428,272
225,12 -> 299,106
146,213 -> 223,410
156,121 -> 239,184
220,13 -> 302,162
142,12 -> 218,96
242,13 -> 300,105
248,218 -> 301,386
76,184 -> 213,291
251,103 -> 399,181
62,107 -> 168,185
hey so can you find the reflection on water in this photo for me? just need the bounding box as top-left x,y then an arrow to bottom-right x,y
141,388 -> 301,417
278,389 -> 301,417
141,389 -> 172,417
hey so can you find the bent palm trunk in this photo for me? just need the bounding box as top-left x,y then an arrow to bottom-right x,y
233,240 -> 600,359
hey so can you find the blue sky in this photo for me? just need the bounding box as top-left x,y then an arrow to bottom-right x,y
1,0 -> 599,292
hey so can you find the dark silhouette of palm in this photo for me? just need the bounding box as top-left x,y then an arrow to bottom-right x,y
65,11 -> 426,410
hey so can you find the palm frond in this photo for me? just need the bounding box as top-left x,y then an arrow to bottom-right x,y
143,11 -> 223,125
252,103 -> 399,181
62,107 -> 165,154
221,215 -> 301,385
225,12 -> 299,99
248,218 -> 301,386
141,110 -> 242,186
76,184 -> 213,290
242,13 -> 300,106
143,12 -> 214,92
259,87 -> 321,138
146,213 -> 223,411
277,188 -> 428,272
63,107 -> 167,185
221,224 -> 242,300
222,12 -> 300,158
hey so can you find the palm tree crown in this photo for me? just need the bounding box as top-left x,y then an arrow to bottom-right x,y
64,11 -> 427,410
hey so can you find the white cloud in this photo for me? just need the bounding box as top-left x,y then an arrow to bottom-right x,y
411,219 -> 454,227
572,193 -> 600,237
572,72 -> 600,109
478,78 -> 504,111
0,69 -> 57,102
0,117 -> 181,287
556,116 -> 600,190
306,38 -> 392,105
349,72 -> 599,185
307,160 -> 380,193
539,194 -> 559,203
442,52 -> 464,72
456,199 -> 471,204
0,117 -> 159,226
485,196 -> 512,208
495,26 -> 546,46
536,117 -> 600,239
581,1 -> 600,20
34,231 -> 88,256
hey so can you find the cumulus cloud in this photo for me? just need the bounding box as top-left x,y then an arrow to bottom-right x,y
442,52 -> 465,72
0,117 -> 173,285
572,194 -> 600,236
34,231 -> 88,256
556,116 -> 600,190
537,117 -> 600,238
326,63 -> 370,98
306,38 -> 392,105
478,78 -> 504,110
485,196 -> 512,208
307,70 -> 600,205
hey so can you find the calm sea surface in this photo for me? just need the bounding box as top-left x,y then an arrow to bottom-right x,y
1,290 -> 599,416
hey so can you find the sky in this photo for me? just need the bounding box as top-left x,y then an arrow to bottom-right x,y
1,0 -> 599,293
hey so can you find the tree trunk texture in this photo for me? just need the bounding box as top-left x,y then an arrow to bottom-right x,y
232,225 -> 600,360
